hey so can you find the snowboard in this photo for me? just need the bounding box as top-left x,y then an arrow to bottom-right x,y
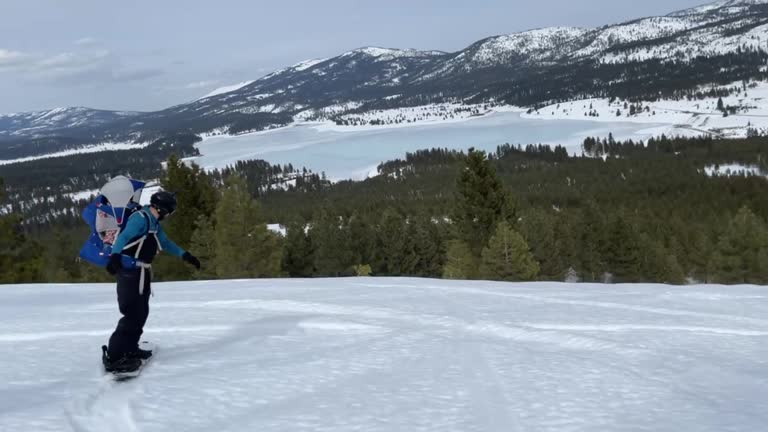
109,341 -> 157,382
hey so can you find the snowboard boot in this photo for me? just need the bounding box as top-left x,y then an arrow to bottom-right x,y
102,345 -> 142,373
127,346 -> 153,361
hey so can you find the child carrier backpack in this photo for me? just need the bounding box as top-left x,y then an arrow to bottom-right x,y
79,176 -> 147,267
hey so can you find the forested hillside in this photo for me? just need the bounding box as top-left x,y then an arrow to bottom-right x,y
2,135 -> 767,285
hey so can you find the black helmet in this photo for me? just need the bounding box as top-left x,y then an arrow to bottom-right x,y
150,191 -> 177,220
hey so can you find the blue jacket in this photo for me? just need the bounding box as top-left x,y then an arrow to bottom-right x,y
111,206 -> 186,258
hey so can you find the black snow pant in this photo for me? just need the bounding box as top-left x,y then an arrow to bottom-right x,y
107,267 -> 151,358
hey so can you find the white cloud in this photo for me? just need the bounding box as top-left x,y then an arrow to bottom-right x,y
184,80 -> 220,89
0,48 -> 164,84
112,67 -> 165,82
0,48 -> 109,76
38,50 -> 109,70
0,49 -> 23,61
26,50 -> 112,83
74,37 -> 97,46
0,49 -> 28,69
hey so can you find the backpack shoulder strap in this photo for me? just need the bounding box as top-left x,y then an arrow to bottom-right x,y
143,210 -> 163,251
122,210 -> 153,258
138,209 -> 151,233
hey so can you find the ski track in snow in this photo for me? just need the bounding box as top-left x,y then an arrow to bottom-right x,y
1,278 -> 767,431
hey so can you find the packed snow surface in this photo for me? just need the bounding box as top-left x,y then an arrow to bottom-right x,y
1,278 -> 767,431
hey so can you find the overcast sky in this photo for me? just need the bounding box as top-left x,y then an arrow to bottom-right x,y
0,0 -> 709,114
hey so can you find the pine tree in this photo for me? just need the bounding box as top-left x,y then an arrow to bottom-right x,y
212,176 -> 281,278
578,202 -> 608,282
453,149 -> 516,256
161,155 -> 218,244
0,177 -> 42,283
157,155 -> 218,279
348,212 -> 376,272
410,214 -> 445,277
310,208 -> 354,276
0,213 -> 42,283
687,228 -> 713,283
637,234 -> 686,284
282,220 -> 313,277
519,208 -> 562,280
374,209 -> 417,275
553,213 -> 580,281
189,215 -> 218,280
711,206 -> 768,284
655,247 -> 686,285
480,222 -> 539,281
442,240 -> 478,280
668,218 -> 712,283
41,227 -> 80,282
605,214 -> 643,283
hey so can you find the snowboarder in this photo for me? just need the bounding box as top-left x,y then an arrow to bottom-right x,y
101,191 -> 201,373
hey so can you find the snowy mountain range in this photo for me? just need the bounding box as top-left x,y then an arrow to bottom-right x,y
0,107 -> 137,139
2,0 -> 768,159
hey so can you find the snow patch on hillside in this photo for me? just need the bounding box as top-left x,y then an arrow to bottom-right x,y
197,123 -> 296,141
600,21 -> 768,63
342,47 -> 444,61
704,163 -> 767,176
199,81 -> 255,100
139,183 -> 161,205
522,80 -> 768,138
472,27 -> 589,65
67,189 -> 99,201
668,0 -> 767,17
0,141 -> 151,166
335,103 -> 492,125
574,17 -> 699,59
267,224 -> 286,236
292,102 -> 366,122
309,103 -> 524,132
292,58 -> 328,71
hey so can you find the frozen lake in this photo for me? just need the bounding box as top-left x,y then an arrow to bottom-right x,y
192,112 -> 671,180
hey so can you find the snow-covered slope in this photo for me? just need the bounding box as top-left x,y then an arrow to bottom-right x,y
2,278 -> 767,431
0,140 -> 152,166
198,81 -> 256,100
460,27 -> 590,66
522,79 -> 768,138
669,0 -> 768,17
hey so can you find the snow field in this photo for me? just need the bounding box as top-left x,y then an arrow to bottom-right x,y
198,81 -> 256,101
1,278 -> 767,431
0,141 -> 152,166
521,80 -> 768,138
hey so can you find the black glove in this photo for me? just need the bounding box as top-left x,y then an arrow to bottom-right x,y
106,254 -> 122,275
182,252 -> 201,270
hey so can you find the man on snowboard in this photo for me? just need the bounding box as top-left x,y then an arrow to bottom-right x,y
101,191 -> 201,373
